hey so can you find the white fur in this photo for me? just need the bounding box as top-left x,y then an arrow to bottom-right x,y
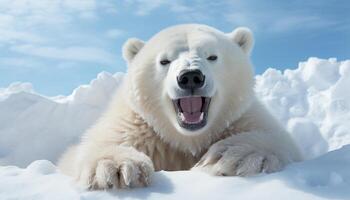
122,38 -> 145,63
58,24 -> 302,190
192,100 -> 301,175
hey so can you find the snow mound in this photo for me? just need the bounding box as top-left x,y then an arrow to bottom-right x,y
0,72 -> 124,167
0,82 -> 34,101
256,57 -> 350,159
0,145 -> 349,200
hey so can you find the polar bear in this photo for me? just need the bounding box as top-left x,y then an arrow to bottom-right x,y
58,24 -> 302,190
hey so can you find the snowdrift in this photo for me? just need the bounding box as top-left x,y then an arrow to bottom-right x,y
256,57 -> 350,159
0,57 -> 349,199
0,72 -> 124,167
1,145 -> 349,200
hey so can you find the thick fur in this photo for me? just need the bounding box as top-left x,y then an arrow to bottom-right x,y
58,24 -> 302,190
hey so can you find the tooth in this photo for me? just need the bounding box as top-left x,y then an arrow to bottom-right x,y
200,112 -> 204,121
180,113 -> 185,121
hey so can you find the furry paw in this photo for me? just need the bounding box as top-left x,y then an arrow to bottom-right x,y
78,156 -> 154,190
193,142 -> 284,176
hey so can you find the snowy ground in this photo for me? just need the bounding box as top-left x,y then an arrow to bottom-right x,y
0,57 -> 349,199
1,146 -> 350,200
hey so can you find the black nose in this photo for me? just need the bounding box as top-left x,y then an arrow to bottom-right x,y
177,69 -> 205,90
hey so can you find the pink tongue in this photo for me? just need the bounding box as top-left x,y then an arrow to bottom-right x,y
179,97 -> 203,123
179,97 -> 203,113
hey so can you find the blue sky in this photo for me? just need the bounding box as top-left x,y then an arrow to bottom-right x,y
0,0 -> 349,96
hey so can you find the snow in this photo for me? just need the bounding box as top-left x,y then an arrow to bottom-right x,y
255,57 -> 350,159
0,57 -> 349,199
0,71 -> 124,167
1,146 -> 350,200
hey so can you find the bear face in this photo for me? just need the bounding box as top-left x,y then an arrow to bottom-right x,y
123,24 -> 255,139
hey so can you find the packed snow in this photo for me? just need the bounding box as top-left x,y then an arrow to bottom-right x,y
256,57 -> 350,159
0,57 -> 349,199
1,146 -> 350,200
0,72 -> 124,167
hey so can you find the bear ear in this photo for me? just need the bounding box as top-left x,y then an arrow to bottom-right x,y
122,38 -> 145,63
228,27 -> 254,55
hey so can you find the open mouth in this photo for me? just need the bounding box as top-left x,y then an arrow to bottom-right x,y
172,96 -> 211,131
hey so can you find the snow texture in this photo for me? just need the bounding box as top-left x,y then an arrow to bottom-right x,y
0,57 -> 349,199
256,57 -> 350,159
0,146 -> 349,200
0,72 -> 124,167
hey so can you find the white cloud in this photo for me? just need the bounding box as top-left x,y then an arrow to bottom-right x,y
10,45 -> 116,65
105,29 -> 125,39
0,14 -> 15,28
224,2 -> 341,33
62,0 -> 96,11
227,12 -> 339,33
0,13 -> 46,44
0,0 -> 102,28
0,56 -> 45,69
0,0 -> 119,38
99,1 -> 118,15
0,30 -> 44,44
0,0 -> 99,18
123,0 -> 343,34
268,15 -> 338,32
124,0 -> 166,16
123,0 -> 195,17
1,1 -> 67,26
0,0 -> 120,68
0,55 -> 47,71
62,0 -> 98,20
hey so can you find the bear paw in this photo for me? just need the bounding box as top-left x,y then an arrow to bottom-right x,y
193,143 -> 284,176
78,158 -> 154,190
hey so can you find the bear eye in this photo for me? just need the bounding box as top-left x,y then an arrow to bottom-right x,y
160,59 -> 171,65
207,55 -> 218,61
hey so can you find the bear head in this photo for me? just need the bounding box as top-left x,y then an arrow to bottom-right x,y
123,24 -> 255,152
